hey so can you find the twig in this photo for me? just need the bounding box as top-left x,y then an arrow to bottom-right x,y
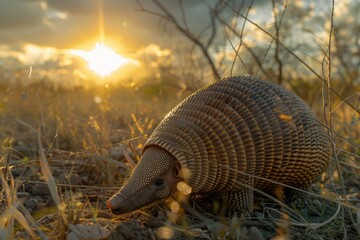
272,0 -> 288,85
268,202 -> 342,229
120,145 -> 136,169
136,0 -> 220,79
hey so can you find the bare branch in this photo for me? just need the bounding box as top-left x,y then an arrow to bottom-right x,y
136,0 -> 220,79
179,0 -> 189,32
204,1 -> 220,50
272,0 -> 288,85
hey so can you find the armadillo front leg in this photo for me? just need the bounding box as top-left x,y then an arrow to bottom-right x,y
221,189 -> 254,215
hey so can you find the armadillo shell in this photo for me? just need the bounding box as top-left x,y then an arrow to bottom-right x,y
144,76 -> 331,194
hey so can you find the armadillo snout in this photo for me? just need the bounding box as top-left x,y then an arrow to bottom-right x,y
106,194 -> 129,215
107,193 -> 144,215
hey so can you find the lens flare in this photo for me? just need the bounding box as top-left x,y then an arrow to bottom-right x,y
71,42 -> 130,77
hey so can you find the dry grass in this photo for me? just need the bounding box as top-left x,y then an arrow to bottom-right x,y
0,75 -> 359,239
0,81 -> 171,239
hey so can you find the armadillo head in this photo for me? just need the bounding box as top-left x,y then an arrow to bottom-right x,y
107,146 -> 182,215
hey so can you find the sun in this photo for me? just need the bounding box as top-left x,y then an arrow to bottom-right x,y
71,43 -> 130,77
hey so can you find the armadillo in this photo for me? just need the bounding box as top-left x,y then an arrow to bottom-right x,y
107,76 -> 331,215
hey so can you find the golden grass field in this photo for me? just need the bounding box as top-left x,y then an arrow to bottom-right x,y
0,74 -> 359,239
1,1 -> 360,239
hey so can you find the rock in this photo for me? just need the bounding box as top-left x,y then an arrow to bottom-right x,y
11,166 -> 33,178
25,197 -> 39,212
58,173 -> 82,185
207,221 -> 228,239
248,226 -> 265,240
107,221 -> 155,240
66,224 -> 110,240
31,183 -> 50,195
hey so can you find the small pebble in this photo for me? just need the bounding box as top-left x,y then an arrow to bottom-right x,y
31,183 -> 50,195
312,199 -> 323,210
58,173 -> 82,185
248,226 -> 265,240
107,220 -> 155,240
25,197 -> 39,211
66,224 -> 110,240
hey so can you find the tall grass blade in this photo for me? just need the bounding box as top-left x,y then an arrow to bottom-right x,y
37,128 -> 68,225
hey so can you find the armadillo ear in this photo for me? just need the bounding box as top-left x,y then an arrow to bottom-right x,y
173,161 -> 182,179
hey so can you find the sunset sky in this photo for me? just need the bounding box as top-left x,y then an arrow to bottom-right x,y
0,0 -> 268,82
0,0 -> 352,86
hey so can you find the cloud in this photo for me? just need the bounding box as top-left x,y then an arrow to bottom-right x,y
46,0 -> 97,15
0,0 -> 68,47
0,0 -> 44,29
0,0 -> 263,50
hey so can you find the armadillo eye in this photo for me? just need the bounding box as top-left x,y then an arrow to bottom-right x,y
173,167 -> 179,177
154,178 -> 164,187
173,162 -> 181,178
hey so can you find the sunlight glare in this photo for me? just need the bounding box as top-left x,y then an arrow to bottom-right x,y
71,43 -> 130,77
